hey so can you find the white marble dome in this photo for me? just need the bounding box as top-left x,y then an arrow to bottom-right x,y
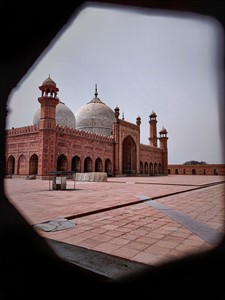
75,88 -> 114,136
33,101 -> 76,128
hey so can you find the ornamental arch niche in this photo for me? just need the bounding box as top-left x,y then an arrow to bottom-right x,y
144,162 -> 148,174
105,159 -> 112,176
29,154 -> 38,175
154,162 -> 158,175
95,157 -> 103,172
122,135 -> 137,175
214,168 -> 218,175
149,162 -> 153,175
7,155 -> 15,175
57,154 -> 68,171
84,157 -> 92,172
72,155 -> 81,172
18,155 -> 27,175
158,163 -> 162,174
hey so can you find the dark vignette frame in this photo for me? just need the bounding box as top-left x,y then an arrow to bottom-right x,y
0,1 -> 224,298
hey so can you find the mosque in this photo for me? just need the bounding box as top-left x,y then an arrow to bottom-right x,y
5,76 -> 168,179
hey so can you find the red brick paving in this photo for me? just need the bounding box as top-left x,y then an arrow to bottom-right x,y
4,175 -> 225,266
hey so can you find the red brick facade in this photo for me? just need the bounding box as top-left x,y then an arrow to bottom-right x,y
5,79 -> 168,179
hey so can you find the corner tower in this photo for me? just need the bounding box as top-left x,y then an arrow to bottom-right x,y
159,126 -> 168,175
37,76 -> 59,178
38,76 -> 59,129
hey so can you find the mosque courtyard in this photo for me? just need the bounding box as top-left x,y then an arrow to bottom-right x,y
4,174 -> 225,277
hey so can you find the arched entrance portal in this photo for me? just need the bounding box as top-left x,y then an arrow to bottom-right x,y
122,135 -> 136,175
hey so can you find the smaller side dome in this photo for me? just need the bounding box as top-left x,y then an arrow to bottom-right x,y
33,101 -> 76,129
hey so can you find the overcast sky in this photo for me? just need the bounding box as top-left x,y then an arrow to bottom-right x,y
6,3 -> 225,164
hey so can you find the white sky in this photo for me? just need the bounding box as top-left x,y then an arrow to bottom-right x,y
6,2 -> 225,164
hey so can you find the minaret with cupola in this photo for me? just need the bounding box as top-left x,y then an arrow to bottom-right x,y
37,76 -> 59,178
38,75 -> 59,130
113,106 -> 120,176
159,126 -> 168,175
149,110 -> 158,147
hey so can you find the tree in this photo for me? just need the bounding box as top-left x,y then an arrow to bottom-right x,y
183,160 -> 207,165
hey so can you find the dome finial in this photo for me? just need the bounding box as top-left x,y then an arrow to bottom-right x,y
94,84 -> 98,97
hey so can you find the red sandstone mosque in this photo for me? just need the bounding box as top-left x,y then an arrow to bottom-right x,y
5,76 -> 169,179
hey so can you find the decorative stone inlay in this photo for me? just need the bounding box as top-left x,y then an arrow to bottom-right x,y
33,218 -> 76,232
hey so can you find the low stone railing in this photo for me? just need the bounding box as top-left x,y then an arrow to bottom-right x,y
74,172 -> 107,182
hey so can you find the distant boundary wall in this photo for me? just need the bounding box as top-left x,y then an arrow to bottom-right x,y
168,164 -> 225,176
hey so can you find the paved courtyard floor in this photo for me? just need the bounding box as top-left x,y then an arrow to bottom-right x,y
4,175 -> 225,270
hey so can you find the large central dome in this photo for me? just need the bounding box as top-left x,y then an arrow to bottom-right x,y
75,86 -> 114,136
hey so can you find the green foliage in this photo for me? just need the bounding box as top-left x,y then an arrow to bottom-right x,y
183,160 -> 207,165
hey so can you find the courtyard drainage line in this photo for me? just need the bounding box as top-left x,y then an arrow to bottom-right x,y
64,180 -> 224,221
134,179 -> 225,187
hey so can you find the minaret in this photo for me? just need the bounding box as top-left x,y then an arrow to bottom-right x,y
113,106 -> 120,176
149,110 -> 158,147
159,126 -> 168,175
37,76 -> 59,178
38,75 -> 59,130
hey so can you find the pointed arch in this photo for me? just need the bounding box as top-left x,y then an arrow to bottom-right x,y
29,154 -> 38,175
154,162 -> 158,175
122,135 -> 136,175
84,157 -> 92,172
105,159 -> 112,176
144,162 -> 148,174
18,155 -> 27,175
158,163 -> 162,174
149,162 -> 153,175
7,155 -> 15,175
57,154 -> 68,171
72,155 -> 81,172
95,158 -> 102,172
